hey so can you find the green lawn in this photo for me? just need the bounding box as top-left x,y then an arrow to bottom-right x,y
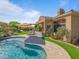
14,31 -> 31,35
43,37 -> 79,59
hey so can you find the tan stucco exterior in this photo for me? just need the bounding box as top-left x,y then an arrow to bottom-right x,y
37,16 -> 54,35
37,9 -> 79,43
21,24 -> 33,30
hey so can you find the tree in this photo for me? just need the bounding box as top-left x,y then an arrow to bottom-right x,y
9,21 -> 21,32
0,22 -> 11,37
35,24 -> 40,31
57,26 -> 65,38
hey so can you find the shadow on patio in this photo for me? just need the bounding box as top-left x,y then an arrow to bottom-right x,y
25,35 -> 45,45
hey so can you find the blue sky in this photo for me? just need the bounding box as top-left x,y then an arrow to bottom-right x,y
0,0 -> 79,24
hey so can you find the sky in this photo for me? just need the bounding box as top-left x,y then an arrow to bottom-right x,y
0,0 -> 79,24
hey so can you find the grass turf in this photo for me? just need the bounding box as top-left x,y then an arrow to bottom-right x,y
14,31 -> 31,35
44,37 -> 79,59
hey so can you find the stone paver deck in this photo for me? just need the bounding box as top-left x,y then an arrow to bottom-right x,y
40,41 -> 71,59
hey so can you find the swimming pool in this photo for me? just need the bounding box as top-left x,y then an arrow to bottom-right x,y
0,37 -> 47,59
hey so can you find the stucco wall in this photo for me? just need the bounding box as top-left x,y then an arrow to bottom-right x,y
65,15 -> 79,43
71,15 -> 79,41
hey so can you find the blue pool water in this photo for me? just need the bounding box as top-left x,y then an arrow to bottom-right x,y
0,37 -> 47,59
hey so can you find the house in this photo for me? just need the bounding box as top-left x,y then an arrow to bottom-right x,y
37,8 -> 79,43
21,23 -> 33,30
37,16 -> 53,36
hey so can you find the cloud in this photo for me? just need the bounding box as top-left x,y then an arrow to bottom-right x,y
23,10 -> 40,23
0,0 -> 24,16
24,10 -> 40,18
0,0 -> 40,23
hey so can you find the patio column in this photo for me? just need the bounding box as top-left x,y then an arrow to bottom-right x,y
65,16 -> 72,43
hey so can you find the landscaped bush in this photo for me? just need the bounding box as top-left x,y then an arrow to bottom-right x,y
57,26 -> 65,37
73,35 -> 79,45
0,22 -> 13,37
51,26 -> 65,40
9,21 -> 21,33
35,24 -> 41,31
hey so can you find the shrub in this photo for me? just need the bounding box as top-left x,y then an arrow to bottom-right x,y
35,24 -> 41,31
73,35 -> 79,45
57,26 -> 65,38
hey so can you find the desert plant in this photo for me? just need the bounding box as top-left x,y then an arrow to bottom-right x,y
57,26 -> 65,38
